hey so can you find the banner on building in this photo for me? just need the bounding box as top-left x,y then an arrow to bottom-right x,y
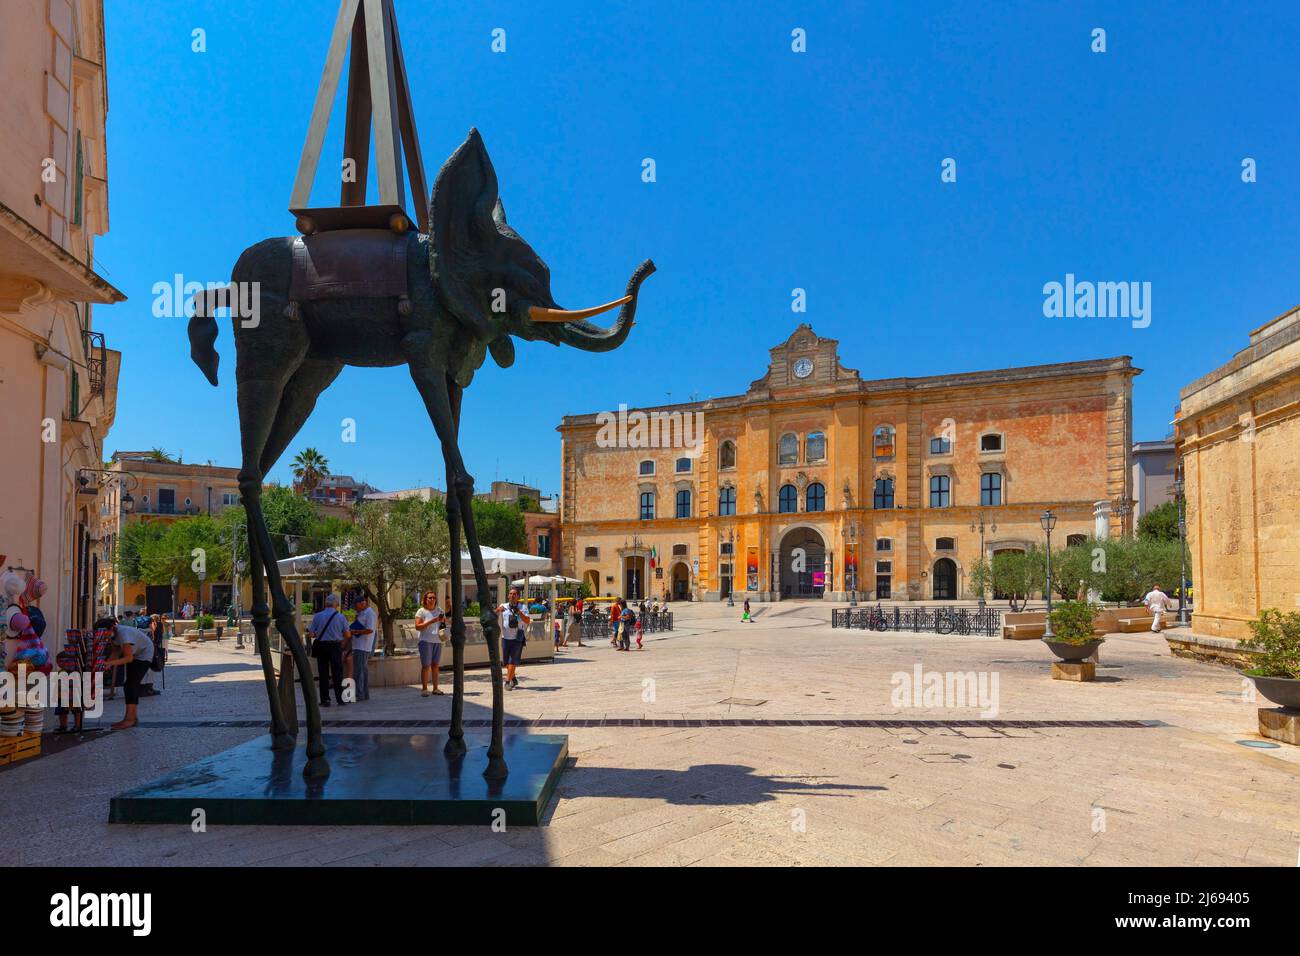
746,547 -> 759,592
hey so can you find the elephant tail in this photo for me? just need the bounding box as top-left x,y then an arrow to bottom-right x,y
188,289 -> 220,386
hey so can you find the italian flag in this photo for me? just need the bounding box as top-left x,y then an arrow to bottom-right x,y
650,546 -> 657,569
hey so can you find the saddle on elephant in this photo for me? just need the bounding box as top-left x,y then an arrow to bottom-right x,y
285,228 -> 413,320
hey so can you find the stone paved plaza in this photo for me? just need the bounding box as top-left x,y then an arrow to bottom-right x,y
8,603 -> 1300,866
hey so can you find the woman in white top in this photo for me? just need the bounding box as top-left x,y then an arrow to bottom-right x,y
414,590 -> 446,696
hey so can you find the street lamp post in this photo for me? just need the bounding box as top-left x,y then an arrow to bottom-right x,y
1174,470 -> 1190,627
1040,509 -> 1057,638
170,575 -> 179,639
970,513 -> 997,607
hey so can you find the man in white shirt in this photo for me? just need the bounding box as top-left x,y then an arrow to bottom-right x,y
1143,584 -> 1173,632
496,587 -> 531,690
349,597 -> 377,701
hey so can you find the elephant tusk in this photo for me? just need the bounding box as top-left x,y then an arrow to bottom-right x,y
529,295 -> 632,324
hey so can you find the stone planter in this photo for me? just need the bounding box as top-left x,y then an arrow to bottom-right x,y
1042,638 -> 1104,662
1251,675 -> 1300,712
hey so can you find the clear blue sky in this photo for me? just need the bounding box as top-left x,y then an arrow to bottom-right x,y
95,0 -> 1299,495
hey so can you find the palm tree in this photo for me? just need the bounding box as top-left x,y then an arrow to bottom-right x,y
147,447 -> 177,462
292,447 -> 330,496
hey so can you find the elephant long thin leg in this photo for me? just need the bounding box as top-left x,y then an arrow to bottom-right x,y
443,453 -> 467,757
407,360 -> 508,778
246,485 -> 329,780
244,497 -> 293,751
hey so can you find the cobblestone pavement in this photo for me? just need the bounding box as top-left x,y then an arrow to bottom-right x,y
8,602 -> 1299,866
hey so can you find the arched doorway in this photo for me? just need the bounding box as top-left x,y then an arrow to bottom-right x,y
670,562 -> 690,601
583,569 -> 599,596
624,556 -> 647,600
933,558 -> 957,600
778,527 -> 827,599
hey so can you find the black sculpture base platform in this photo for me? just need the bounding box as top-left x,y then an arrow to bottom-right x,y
109,733 -> 568,827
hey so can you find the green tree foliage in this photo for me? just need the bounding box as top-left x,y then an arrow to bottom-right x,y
969,548 -> 1045,609
291,447 -> 330,493
324,499 -> 450,654
115,520 -> 169,581
136,516 -> 231,587
1242,609 -> 1300,679
1137,500 -> 1180,542
469,499 -> 527,551
1048,600 -> 1101,644
972,536 -> 1187,607
215,484 -> 344,561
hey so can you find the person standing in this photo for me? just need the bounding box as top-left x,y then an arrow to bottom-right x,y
307,594 -> 348,706
497,587 -> 531,689
742,597 -> 752,623
96,616 -> 155,730
1143,584 -> 1173,633
609,599 -> 622,647
413,590 -> 446,696
349,596 -> 377,701
571,598 -> 587,647
618,602 -> 634,651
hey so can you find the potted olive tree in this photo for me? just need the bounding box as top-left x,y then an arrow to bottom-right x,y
1242,609 -> 1300,710
1042,600 -> 1104,661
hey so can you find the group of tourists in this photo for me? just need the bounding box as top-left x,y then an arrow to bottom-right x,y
304,593 -> 379,706
607,598 -> 644,651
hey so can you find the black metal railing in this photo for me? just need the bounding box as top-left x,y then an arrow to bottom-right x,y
577,610 -> 674,640
832,605 -> 1003,637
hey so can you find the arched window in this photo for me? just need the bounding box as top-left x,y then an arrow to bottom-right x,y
719,440 -> 736,470
639,492 -> 655,520
675,489 -> 692,519
778,433 -> 798,466
778,484 -> 798,513
873,477 -> 894,509
980,472 -> 1002,506
805,431 -> 827,462
718,486 -> 736,516
929,475 -> 951,508
638,459 -> 655,476
805,482 -> 825,512
675,457 -> 692,474
873,426 -> 895,459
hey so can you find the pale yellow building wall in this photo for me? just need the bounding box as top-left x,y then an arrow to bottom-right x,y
0,1 -> 120,645
1180,307 -> 1300,640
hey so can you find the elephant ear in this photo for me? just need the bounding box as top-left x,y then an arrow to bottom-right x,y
430,129 -> 501,336
489,336 -> 515,369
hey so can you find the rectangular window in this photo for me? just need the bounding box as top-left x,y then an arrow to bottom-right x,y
639,492 -> 655,520
980,433 -> 1003,452
875,575 -> 892,599
221,492 -> 240,506
875,538 -> 891,552
584,546 -> 599,560
929,475 -> 950,508
537,534 -> 551,558
980,472 -> 1002,506
876,561 -> 892,573
157,488 -> 176,515
930,436 -> 951,454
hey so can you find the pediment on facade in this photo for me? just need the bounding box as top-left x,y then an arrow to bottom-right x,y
747,323 -> 861,393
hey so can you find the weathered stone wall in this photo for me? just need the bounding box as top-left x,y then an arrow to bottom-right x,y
559,327 -> 1135,601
